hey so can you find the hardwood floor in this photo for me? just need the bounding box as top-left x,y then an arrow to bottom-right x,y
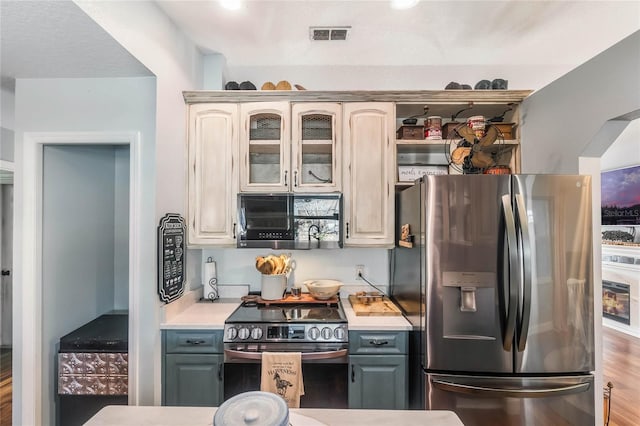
0,348 -> 10,426
602,326 -> 640,426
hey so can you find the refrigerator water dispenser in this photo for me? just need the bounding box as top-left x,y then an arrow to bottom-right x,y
442,271 -> 497,339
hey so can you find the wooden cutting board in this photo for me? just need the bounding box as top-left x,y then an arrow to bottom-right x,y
348,295 -> 402,316
252,293 -> 339,305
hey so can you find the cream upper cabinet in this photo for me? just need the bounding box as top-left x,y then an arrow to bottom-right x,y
239,102 -> 291,192
187,103 -> 239,246
291,103 -> 342,192
342,102 -> 395,247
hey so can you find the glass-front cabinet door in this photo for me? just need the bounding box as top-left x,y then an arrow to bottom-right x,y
291,103 -> 342,192
239,102 -> 291,192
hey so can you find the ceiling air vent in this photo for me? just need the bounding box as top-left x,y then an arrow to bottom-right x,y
310,26 -> 351,41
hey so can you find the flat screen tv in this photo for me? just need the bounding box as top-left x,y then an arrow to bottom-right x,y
601,165 -> 640,246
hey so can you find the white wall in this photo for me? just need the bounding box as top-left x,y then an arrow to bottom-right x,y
42,145 -> 119,425
520,30 -> 640,174
75,0 -> 204,406
1,84 -> 15,130
519,30 -> 640,426
13,77 -> 155,425
202,248 -> 390,293
1,84 -> 15,162
114,146 -> 130,309
227,64 -> 568,92
601,119 -> 640,171
0,184 -> 12,347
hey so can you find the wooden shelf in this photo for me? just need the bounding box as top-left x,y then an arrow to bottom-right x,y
301,140 -> 333,155
184,90 -> 533,104
249,140 -> 280,154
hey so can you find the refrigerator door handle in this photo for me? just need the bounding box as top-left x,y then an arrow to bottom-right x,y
432,378 -> 591,399
515,194 -> 532,352
501,195 -> 519,351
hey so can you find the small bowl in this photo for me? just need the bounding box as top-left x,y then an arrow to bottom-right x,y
304,279 -> 343,300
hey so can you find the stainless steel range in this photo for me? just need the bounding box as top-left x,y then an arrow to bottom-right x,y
223,299 -> 349,408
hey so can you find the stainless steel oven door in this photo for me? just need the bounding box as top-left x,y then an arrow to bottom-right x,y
223,343 -> 348,408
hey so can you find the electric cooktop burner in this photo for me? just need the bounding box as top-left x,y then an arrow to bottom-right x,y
226,301 -> 347,324
223,301 -> 348,343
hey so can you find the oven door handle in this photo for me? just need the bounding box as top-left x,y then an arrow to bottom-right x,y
224,348 -> 348,361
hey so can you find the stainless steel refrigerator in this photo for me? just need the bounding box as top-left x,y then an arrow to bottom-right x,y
391,174 -> 595,425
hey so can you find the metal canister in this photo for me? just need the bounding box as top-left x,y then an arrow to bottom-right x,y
467,115 -> 486,138
425,116 -> 442,140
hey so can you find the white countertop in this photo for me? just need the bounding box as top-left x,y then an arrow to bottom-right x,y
160,300 -> 241,330
85,405 -> 464,426
160,298 -> 411,331
160,286 -> 412,332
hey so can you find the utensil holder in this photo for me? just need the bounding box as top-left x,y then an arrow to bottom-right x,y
261,274 -> 287,300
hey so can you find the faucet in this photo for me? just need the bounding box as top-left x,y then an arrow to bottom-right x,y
308,224 -> 321,247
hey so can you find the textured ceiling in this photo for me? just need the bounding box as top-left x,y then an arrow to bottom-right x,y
156,0 -> 640,69
1,1 -> 639,91
0,0 -> 152,88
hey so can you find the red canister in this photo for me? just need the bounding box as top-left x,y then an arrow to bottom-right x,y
467,115 -> 486,138
425,116 -> 442,140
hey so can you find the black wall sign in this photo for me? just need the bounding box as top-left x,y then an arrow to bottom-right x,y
158,213 -> 186,303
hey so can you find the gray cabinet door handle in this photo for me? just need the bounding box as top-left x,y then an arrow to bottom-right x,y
185,339 -> 206,345
369,340 -> 389,346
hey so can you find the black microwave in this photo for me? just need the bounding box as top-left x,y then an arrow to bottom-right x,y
237,193 -> 343,249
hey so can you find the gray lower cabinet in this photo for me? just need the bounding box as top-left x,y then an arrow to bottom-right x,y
162,330 -> 223,407
348,331 -> 408,409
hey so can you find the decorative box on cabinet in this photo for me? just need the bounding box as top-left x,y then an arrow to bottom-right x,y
162,330 -> 224,407
396,125 -> 424,140
348,331 -> 408,409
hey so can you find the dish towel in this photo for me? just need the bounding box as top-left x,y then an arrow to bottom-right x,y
260,352 -> 305,408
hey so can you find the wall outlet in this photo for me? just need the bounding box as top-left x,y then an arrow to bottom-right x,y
355,265 -> 364,280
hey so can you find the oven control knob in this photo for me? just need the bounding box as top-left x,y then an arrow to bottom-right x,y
226,326 -> 238,341
334,327 -> 346,341
251,327 -> 263,340
238,327 -> 250,340
308,327 -> 320,340
321,327 -> 333,340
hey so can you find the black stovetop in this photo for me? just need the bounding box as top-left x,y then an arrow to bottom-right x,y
225,301 -> 347,324
59,312 -> 128,352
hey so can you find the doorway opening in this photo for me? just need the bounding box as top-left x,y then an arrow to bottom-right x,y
42,144 -> 130,425
18,131 -> 141,426
0,163 -> 13,426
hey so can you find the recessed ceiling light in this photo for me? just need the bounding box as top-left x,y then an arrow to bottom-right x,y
390,0 -> 419,10
219,0 -> 242,11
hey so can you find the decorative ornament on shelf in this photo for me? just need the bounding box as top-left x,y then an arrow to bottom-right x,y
224,81 -> 240,90
239,81 -> 256,90
399,223 -> 414,248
